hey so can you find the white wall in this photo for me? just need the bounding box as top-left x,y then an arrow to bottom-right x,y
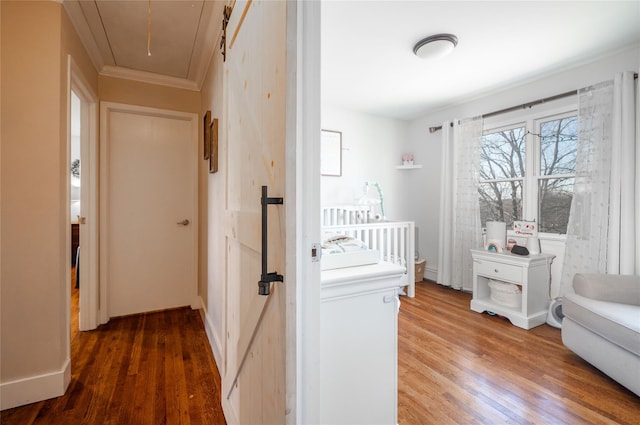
404,46 -> 640,296
321,105 -> 411,222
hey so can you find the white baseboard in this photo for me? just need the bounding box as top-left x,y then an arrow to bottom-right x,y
198,296 -> 224,375
424,265 -> 438,282
0,358 -> 70,410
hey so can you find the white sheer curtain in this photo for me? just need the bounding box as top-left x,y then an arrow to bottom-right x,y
437,117 -> 483,291
609,71 -> 639,274
561,71 -> 639,294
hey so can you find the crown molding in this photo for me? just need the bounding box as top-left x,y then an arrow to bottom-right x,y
63,0 -> 107,73
100,66 -> 200,91
188,0 -> 225,90
64,0 -> 221,92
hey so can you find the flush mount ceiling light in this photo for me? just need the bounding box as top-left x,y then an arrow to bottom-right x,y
413,34 -> 458,59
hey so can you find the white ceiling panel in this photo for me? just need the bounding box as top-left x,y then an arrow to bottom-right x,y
65,0 -> 224,89
95,0 -> 204,78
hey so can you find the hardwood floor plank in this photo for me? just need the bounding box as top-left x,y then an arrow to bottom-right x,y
3,275 -> 638,424
0,274 -> 226,425
398,281 -> 640,425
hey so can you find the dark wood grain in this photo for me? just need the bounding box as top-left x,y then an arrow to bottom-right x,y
398,281 -> 640,424
1,269 -> 226,425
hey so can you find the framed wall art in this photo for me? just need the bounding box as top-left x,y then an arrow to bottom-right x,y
209,118 -> 219,173
203,110 -> 211,160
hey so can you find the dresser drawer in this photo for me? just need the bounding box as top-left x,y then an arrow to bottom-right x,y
475,260 -> 522,283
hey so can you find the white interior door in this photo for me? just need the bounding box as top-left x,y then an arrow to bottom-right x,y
75,86 -> 97,330
222,1 -> 288,423
101,103 -> 198,318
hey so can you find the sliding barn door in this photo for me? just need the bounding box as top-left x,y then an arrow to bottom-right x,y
222,1 -> 287,423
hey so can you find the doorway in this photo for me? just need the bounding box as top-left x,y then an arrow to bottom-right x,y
68,56 -> 99,334
69,90 -> 81,333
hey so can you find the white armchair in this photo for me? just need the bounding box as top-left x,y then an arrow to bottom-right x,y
562,273 -> 640,396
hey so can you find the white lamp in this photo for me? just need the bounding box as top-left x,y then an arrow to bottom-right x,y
413,34 -> 458,60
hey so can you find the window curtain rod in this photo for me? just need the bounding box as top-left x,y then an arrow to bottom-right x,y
428,72 -> 638,134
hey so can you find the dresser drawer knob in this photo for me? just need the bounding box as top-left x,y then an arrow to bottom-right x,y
494,269 -> 499,273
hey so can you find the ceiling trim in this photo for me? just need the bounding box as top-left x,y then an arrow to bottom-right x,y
100,66 -> 200,91
187,0 -> 225,89
64,0 -> 222,92
63,0 -> 106,73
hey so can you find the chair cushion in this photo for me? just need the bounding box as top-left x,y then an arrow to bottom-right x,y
564,292 -> 640,357
573,273 -> 640,306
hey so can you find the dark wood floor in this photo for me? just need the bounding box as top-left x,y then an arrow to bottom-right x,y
1,269 -> 226,425
398,281 -> 640,424
3,276 -> 639,424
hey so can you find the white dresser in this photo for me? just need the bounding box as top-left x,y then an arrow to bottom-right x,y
470,249 -> 555,330
320,262 -> 405,425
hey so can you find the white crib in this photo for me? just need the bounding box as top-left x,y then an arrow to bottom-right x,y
322,204 -> 372,226
322,206 -> 416,298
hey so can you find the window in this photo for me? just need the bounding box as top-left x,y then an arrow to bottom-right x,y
479,125 -> 525,229
537,114 -> 577,233
479,110 -> 577,234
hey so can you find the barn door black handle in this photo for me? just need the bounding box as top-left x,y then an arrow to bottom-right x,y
259,185 -> 283,295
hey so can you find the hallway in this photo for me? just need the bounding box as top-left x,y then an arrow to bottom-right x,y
1,269 -> 226,425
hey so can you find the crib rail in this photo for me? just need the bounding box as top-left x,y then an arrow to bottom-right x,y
322,205 -> 371,226
323,221 -> 416,297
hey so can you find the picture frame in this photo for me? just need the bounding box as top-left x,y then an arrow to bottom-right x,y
209,118 -> 219,173
203,110 -> 211,160
321,129 -> 342,176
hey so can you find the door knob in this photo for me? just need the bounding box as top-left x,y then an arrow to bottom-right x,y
177,219 -> 190,226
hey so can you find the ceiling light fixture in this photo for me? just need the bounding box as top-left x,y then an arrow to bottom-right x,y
413,34 -> 458,60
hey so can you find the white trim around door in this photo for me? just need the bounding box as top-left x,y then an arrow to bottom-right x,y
99,102 -> 199,322
68,55 -> 100,333
287,1 -> 322,423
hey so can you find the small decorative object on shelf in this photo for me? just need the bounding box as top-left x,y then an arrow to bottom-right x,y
401,153 -> 414,165
485,221 -> 506,252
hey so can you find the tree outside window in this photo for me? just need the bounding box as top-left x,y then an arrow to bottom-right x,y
479,113 -> 577,234
538,116 -> 577,233
479,126 -> 525,229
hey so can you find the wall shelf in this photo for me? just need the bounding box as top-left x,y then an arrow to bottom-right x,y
395,164 -> 423,170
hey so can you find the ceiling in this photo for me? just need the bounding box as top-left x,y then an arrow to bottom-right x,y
64,0 -> 225,90
322,1 -> 640,120
65,1 -> 640,119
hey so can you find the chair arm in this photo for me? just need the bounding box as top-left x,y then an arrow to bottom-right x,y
573,273 -> 640,306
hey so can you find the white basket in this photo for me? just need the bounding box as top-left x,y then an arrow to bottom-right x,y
488,279 -> 521,308
414,259 -> 426,283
